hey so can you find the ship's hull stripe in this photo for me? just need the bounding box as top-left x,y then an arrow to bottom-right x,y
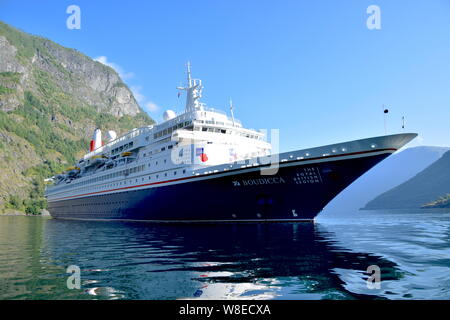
44,217 -> 315,223
47,147 -> 395,202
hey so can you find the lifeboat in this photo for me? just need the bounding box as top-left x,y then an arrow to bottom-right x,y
65,166 -> 80,171
88,155 -> 108,166
66,166 -> 81,177
121,152 -> 132,157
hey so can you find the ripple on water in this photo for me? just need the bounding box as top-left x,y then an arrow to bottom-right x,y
0,212 -> 449,300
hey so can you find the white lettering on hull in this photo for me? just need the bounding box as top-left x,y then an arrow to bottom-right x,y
293,167 -> 323,185
233,177 -> 286,186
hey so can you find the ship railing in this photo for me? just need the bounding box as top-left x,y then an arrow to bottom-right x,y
200,107 -> 242,126
202,107 -> 227,116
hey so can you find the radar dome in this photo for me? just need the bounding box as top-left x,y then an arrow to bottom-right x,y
163,110 -> 176,121
105,130 -> 117,141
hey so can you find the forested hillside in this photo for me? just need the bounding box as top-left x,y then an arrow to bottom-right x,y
0,21 -> 154,214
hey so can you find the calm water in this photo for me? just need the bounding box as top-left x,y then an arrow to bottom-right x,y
0,210 -> 449,300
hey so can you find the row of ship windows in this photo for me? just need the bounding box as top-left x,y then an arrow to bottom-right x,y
200,120 -> 225,125
51,201 -> 128,210
142,145 -> 173,157
76,157 -> 173,187
72,169 -> 188,192
153,121 -> 192,139
195,126 -> 261,140
72,201 -> 128,207
108,128 -> 178,159
55,155 -> 178,192
51,168 -> 187,199
111,141 -> 134,155
76,164 -> 146,187
150,120 -> 260,141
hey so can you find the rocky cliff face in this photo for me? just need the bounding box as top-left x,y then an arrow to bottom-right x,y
0,22 -> 141,117
0,21 -> 154,214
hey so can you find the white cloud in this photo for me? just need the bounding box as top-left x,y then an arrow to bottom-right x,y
145,101 -> 160,112
130,85 -> 145,103
416,135 -> 425,144
94,56 -> 134,80
130,85 -> 160,114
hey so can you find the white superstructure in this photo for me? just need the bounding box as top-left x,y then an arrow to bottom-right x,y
46,64 -> 271,201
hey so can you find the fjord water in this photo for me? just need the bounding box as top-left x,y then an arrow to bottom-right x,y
0,210 -> 449,300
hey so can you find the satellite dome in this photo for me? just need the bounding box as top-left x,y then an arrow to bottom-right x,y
163,110 -> 176,121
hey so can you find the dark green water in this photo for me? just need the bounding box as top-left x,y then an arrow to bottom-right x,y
0,210 -> 449,300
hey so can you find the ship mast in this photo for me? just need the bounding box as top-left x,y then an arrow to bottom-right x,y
177,62 -> 203,113
187,61 -> 192,87
229,98 -> 235,127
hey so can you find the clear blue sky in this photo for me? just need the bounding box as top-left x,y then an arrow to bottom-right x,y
1,0 -> 449,152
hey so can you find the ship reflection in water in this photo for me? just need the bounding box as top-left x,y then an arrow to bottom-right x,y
1,215 -> 422,300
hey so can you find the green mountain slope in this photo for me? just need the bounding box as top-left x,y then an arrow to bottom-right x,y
363,151 -> 450,210
0,21 -> 154,214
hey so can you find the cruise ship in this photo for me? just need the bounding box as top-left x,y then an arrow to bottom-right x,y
45,64 -> 417,222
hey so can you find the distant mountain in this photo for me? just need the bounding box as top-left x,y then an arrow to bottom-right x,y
363,150 -> 450,210
0,21 -> 154,214
323,146 -> 450,214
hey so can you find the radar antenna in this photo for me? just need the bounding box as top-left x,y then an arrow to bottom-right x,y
176,62 -> 203,113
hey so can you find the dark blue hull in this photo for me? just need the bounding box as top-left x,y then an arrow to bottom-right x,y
47,152 -> 389,222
